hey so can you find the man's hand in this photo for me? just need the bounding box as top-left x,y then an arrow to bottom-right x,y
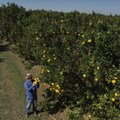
38,79 -> 42,83
37,80 -> 40,83
33,81 -> 37,86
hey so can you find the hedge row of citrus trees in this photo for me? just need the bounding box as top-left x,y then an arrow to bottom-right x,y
1,3 -> 120,119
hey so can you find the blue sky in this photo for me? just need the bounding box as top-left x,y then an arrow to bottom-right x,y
0,0 -> 120,15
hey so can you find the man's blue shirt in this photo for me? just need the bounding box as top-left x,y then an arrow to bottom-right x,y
24,79 -> 39,100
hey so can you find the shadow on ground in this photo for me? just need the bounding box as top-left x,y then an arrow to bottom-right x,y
38,100 -> 66,115
0,43 -> 8,52
0,43 -> 9,63
0,58 -> 4,62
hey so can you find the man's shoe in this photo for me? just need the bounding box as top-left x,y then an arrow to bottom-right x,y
34,112 -> 41,117
26,114 -> 29,118
34,112 -> 37,116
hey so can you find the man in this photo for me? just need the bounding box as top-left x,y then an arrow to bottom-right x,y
24,73 -> 40,118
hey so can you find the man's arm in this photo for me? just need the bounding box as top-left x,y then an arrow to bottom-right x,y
35,79 -> 42,89
24,82 -> 33,91
36,82 -> 39,89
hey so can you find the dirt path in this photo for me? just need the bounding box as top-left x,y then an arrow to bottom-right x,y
0,43 -> 52,120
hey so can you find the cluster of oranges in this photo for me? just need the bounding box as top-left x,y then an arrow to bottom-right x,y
81,38 -> 92,45
111,77 -> 118,85
43,82 -> 64,94
33,77 -> 40,85
111,77 -> 119,102
33,77 -> 64,95
41,67 -> 63,76
41,68 -> 50,73
112,92 -> 119,102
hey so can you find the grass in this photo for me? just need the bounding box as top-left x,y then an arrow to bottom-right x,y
0,52 -> 5,105
0,62 -> 2,83
3,51 -> 24,99
0,56 -> 3,107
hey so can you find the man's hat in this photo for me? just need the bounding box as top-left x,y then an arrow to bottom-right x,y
25,73 -> 32,79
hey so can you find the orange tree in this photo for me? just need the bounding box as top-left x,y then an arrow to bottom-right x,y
13,10 -> 120,119
0,3 -> 26,42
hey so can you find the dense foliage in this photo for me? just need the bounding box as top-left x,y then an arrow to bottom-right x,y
1,3 -> 120,119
